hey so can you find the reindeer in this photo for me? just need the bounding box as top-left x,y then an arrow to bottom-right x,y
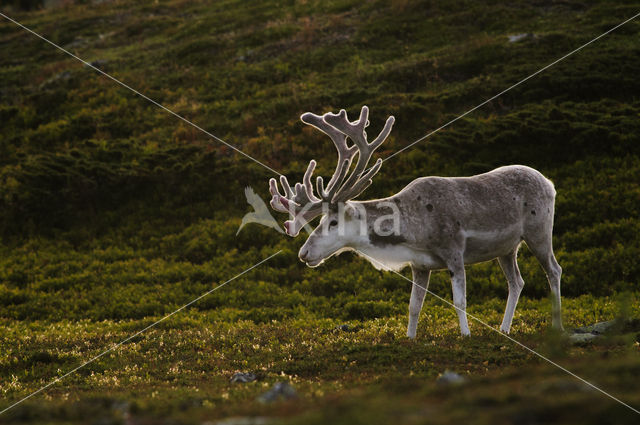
268,106 -> 563,337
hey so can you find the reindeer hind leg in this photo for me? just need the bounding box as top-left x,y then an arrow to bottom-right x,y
498,247 -> 525,334
523,231 -> 563,331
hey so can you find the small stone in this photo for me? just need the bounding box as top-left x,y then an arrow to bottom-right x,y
335,324 -> 360,333
508,33 -> 535,43
230,372 -> 257,383
572,320 -> 617,335
257,382 -> 297,403
569,333 -> 598,344
568,320 -> 621,344
437,370 -> 466,386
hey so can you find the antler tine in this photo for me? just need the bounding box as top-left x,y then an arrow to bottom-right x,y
370,115 -> 395,150
316,157 -> 351,202
279,175 -> 294,198
269,178 -> 288,213
303,160 -> 321,202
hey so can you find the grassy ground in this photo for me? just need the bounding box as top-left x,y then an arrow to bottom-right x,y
1,0 -> 640,423
1,291 -> 639,424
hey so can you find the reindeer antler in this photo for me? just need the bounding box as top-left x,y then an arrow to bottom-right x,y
269,106 -> 395,237
323,106 -> 395,203
268,160 -> 323,237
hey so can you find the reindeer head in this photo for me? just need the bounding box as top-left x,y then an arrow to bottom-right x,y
269,106 -> 395,267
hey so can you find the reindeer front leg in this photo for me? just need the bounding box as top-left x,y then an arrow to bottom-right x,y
407,267 -> 430,339
448,257 -> 470,336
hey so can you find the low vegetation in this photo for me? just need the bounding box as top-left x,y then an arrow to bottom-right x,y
0,0 -> 639,423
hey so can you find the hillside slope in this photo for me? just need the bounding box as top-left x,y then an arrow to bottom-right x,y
1,0 -> 639,322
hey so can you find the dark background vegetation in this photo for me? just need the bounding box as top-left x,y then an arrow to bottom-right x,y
0,0 -> 639,424
1,0 -> 639,321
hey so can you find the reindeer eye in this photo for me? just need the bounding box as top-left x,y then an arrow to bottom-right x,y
329,220 -> 338,228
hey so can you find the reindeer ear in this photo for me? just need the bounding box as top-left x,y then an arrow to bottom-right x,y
345,204 -> 361,219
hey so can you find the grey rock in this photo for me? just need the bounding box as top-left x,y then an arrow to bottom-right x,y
437,370 -> 466,386
508,33 -> 535,43
569,333 -> 598,344
257,382 -> 297,403
572,320 -> 617,335
230,372 -> 257,383
569,320 -> 619,344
